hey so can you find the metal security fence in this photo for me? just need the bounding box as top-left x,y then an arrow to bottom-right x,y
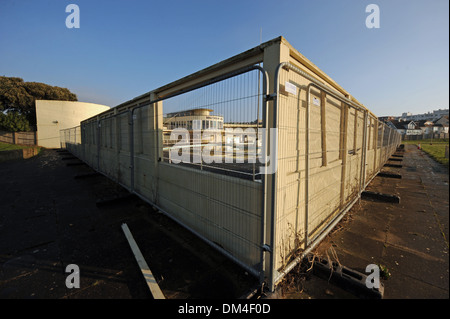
161,69 -> 265,181
62,65 -> 271,282
61,126 -> 81,157
60,37 -> 402,293
269,62 -> 401,289
402,133 -> 449,140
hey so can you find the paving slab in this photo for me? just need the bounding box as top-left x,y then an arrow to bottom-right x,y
282,144 -> 449,299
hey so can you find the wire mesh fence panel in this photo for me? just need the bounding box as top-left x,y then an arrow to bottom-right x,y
72,126 -> 82,158
274,64 -> 356,273
154,68 -> 267,275
80,121 -> 98,169
58,58 -> 402,291
60,66 -> 270,278
273,66 -> 309,271
402,133 -> 449,140
161,69 -> 265,181
365,115 -> 378,181
64,126 -> 82,158
307,93 -> 348,242
131,104 -> 159,203
376,121 -> 384,172
115,112 -> 131,186
98,116 -> 119,181
59,130 -> 65,149
272,62 -> 402,284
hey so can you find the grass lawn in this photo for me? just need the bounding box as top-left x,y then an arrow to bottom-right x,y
0,141 -> 38,152
403,139 -> 449,167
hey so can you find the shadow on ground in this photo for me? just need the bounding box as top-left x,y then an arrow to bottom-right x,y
0,149 -> 258,299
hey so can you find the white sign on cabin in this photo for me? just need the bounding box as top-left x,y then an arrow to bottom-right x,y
285,81 -> 297,96
313,97 -> 320,106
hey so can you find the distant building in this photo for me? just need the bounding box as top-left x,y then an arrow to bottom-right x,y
378,116 -> 396,122
398,109 -> 449,122
387,115 -> 449,136
387,120 -> 422,136
434,115 -> 449,128
163,108 -> 223,130
36,100 -> 110,148
162,108 -> 261,146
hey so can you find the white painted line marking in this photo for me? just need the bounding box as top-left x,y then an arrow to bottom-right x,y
121,223 -> 165,299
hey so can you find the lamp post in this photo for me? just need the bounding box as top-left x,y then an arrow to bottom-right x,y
425,123 -> 433,145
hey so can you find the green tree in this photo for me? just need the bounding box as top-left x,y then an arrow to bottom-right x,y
0,76 -> 77,131
0,111 -> 31,132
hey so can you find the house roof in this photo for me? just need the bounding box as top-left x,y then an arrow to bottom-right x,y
389,120 -> 424,130
388,120 -> 407,130
388,116 -> 448,132
434,115 -> 449,125
415,120 -> 429,127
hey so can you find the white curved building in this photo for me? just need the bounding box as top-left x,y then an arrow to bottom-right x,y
36,100 -> 110,148
163,108 -> 223,130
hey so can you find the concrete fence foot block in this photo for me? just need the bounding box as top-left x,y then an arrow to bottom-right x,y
377,172 -> 402,179
361,191 -> 400,203
384,163 -> 402,168
96,193 -> 137,207
74,172 -> 101,179
66,162 -> 86,166
309,256 -> 384,299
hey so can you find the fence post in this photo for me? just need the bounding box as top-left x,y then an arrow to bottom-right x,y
97,118 -> 101,170
378,124 -> 384,171
360,110 -> 368,192
340,102 -> 349,208
130,109 -> 135,192
372,118 -> 377,162
320,90 -> 327,167
386,128 -> 390,155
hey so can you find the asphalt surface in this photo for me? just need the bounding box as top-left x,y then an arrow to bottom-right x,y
1,144 -> 448,300
0,149 -> 258,299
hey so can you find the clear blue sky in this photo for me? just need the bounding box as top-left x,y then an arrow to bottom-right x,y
1,0 -> 448,117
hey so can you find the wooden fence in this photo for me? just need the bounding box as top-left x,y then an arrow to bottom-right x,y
0,130 -> 37,145
402,133 -> 449,141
